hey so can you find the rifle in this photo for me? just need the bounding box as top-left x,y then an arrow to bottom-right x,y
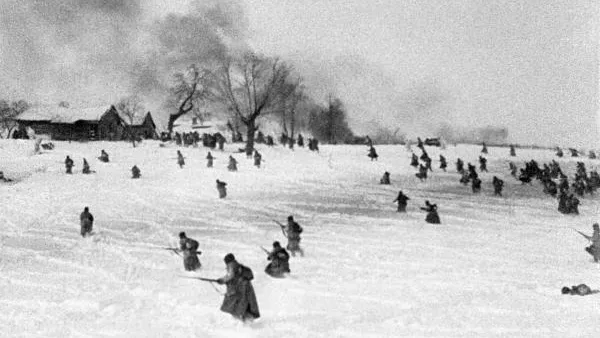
572,228 -> 591,241
180,276 -> 220,283
260,246 -> 270,255
162,247 -> 181,256
273,220 -> 287,236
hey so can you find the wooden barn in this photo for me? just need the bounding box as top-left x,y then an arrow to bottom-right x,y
16,105 -> 157,141
118,111 -> 158,140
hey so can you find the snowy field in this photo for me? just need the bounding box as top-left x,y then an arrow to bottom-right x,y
1,138 -> 599,337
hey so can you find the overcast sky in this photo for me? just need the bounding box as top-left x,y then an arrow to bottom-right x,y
1,0 -> 597,147
243,0 -> 599,147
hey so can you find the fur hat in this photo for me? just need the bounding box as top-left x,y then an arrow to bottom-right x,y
273,241 -> 281,248
288,215 -> 294,221
594,223 -> 599,229
179,231 -> 186,238
224,253 -> 235,263
561,286 -> 571,294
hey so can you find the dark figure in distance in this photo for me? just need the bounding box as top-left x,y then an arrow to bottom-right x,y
410,153 -> 419,167
493,176 -> 504,196
80,206 -> 94,237
228,156 -> 238,172
393,190 -> 410,212
481,142 -> 488,154
456,158 -> 464,173
131,165 -> 141,179
179,232 -> 201,271
556,147 -> 563,158
216,253 -> 260,322
421,200 -> 441,224
65,156 -> 74,174
510,145 -> 516,157
264,241 -> 290,278
368,146 -> 378,161
471,177 -> 482,193
206,152 -> 214,168
380,171 -> 390,185
439,155 -> 447,172
253,150 -> 262,168
479,156 -> 488,172
99,150 -> 109,163
297,134 -> 304,147
216,179 -> 227,199
177,150 -> 185,168
82,158 -> 91,174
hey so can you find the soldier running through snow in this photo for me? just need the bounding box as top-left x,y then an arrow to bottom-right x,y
253,150 -> 262,168
479,156 -> 488,172
82,158 -> 91,174
439,155 -> 447,172
216,179 -> 227,198
367,146 -> 378,161
131,165 -> 141,179
393,190 -> 410,212
206,151 -> 214,168
98,150 -> 109,163
179,232 -> 201,271
380,171 -> 391,185
410,153 -> 419,167
471,177 -> 482,193
580,223 -> 600,262
281,215 -> 304,257
421,200 -> 441,224
264,241 -> 291,278
65,156 -> 74,174
177,150 -> 185,168
228,156 -> 238,172
556,147 -> 563,158
80,206 -> 94,237
481,142 -> 488,154
510,145 -> 516,157
456,158 -> 464,173
509,162 -> 518,178
415,164 -> 428,181
493,176 -> 504,196
216,253 -> 260,322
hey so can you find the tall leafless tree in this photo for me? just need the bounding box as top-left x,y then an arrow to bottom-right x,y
277,78 -> 304,149
116,95 -> 145,147
167,64 -> 210,133
211,53 -> 292,155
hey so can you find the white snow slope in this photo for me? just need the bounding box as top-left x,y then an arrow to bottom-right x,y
0,139 -> 599,338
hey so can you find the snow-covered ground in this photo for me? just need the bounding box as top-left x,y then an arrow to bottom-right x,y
1,139 -> 599,337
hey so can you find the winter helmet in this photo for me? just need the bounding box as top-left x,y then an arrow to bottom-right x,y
224,253 -> 235,263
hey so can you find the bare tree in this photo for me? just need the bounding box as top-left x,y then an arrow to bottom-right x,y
0,100 -> 30,138
211,53 -> 292,156
167,64 -> 210,133
116,95 -> 145,147
277,78 -> 304,149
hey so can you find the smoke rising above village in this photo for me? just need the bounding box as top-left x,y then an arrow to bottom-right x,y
0,0 -> 598,147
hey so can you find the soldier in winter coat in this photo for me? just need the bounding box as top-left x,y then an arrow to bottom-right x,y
82,159 -> 91,174
368,146 -> 378,161
471,177 -> 482,193
479,156 -> 488,172
177,150 -> 185,168
456,158 -> 464,173
297,134 -> 304,147
80,207 -> 94,237
206,152 -> 214,168
510,145 -> 516,157
380,171 -> 391,185
217,253 -> 260,322
481,142 -> 488,154
439,155 -> 447,171
228,156 -> 238,172
264,241 -> 291,278
410,153 -> 419,167
393,190 -> 410,212
421,200 -> 441,224
253,151 -> 262,168
99,150 -> 109,163
583,223 -> 600,262
131,165 -> 141,179
283,215 -> 304,257
561,284 -> 598,296
216,179 -> 227,198
493,176 -> 504,196
179,232 -> 201,271
65,156 -> 74,174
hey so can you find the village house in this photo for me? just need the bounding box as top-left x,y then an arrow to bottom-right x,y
15,105 -> 157,141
